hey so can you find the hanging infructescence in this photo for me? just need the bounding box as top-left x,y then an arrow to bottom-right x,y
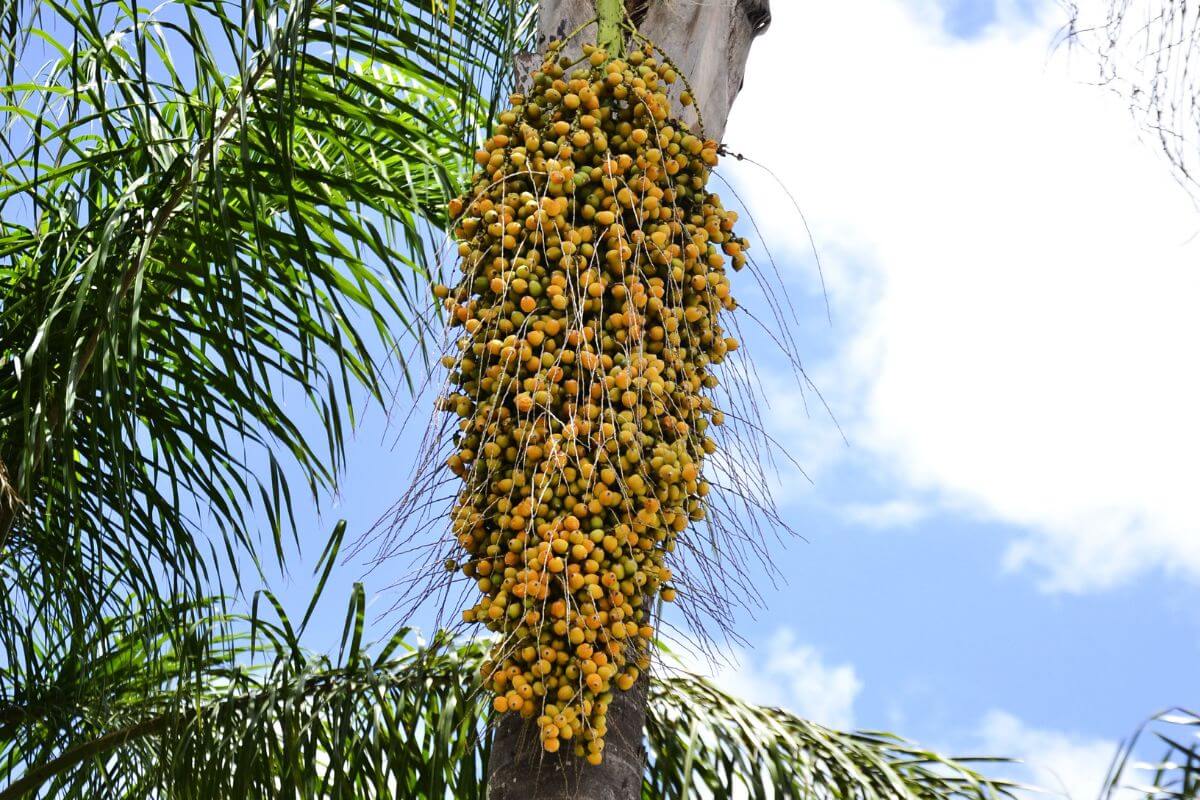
432,17 -> 759,761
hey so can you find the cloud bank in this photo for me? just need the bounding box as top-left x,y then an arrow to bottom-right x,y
724,0 -> 1200,592
693,628 -> 862,730
977,710 -> 1119,799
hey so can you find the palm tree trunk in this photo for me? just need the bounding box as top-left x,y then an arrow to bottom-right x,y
488,673 -> 648,800
487,2 -> 770,798
528,0 -> 771,140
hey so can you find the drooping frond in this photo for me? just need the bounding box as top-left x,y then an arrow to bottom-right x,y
646,676 -> 1018,800
1101,708 -> 1200,799
0,0 -> 535,619
0,628 -> 1021,799
0,527 -> 1019,800
0,522 -> 494,799
1066,0 -> 1200,196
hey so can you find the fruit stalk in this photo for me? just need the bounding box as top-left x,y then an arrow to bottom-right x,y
595,0 -> 626,57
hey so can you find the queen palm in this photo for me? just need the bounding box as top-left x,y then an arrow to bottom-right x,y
0,0 -> 1159,798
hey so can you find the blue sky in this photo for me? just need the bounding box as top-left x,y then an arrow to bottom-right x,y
941,0 -> 1039,37
248,1 -> 1200,797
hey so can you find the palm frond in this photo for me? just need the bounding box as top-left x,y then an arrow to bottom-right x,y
1065,0 -> 1200,195
0,520 -> 491,799
1101,708 -> 1200,799
0,627 -> 1022,799
0,0 -> 535,618
0,527 -> 1019,800
647,677 -> 1018,800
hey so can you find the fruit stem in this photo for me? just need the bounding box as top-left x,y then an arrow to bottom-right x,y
595,0 -> 625,57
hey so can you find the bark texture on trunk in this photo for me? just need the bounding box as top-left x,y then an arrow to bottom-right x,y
488,674 -> 648,800
525,0 -> 771,141
489,3 -> 769,798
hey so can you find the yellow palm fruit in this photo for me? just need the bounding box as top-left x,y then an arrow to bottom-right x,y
439,41 -> 748,763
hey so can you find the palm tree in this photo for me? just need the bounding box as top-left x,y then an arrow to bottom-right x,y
0,0 -> 1024,797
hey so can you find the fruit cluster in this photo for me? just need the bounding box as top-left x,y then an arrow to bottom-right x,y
434,41 -> 748,762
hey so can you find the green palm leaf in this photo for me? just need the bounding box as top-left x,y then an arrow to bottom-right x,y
0,614 -> 1020,800
0,0 -> 534,617
1101,709 -> 1200,799
647,677 -> 1017,799
0,527 -> 1019,799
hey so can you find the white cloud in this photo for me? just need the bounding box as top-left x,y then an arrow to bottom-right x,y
977,710 -> 1119,800
842,498 -> 930,528
724,0 -> 1200,592
690,629 -> 862,730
